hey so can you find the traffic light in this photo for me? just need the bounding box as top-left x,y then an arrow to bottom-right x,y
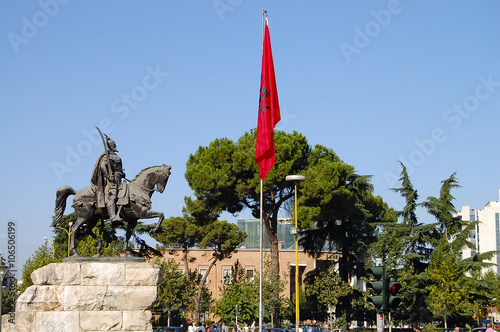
366,265 -> 387,311
387,278 -> 402,311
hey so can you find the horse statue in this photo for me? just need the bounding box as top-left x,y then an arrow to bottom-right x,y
52,164 -> 171,256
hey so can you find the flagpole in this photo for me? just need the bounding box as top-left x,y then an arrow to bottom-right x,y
259,179 -> 263,332
259,10 -> 266,332
259,9 -> 267,332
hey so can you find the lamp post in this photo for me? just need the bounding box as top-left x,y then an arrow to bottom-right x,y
286,174 -> 306,332
44,237 -> 55,259
0,256 -> 10,332
57,221 -> 72,257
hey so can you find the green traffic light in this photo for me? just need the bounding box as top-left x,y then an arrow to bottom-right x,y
368,295 -> 385,308
367,266 -> 385,280
388,296 -> 402,308
367,280 -> 384,293
367,264 -> 387,311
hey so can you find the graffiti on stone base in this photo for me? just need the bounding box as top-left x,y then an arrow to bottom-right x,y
42,321 -> 66,332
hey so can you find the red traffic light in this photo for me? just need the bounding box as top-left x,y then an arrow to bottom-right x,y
387,280 -> 401,295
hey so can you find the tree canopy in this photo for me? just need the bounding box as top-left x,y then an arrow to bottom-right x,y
184,130 -> 393,325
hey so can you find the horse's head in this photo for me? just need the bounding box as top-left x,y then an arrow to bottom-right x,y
154,164 -> 171,193
130,164 -> 172,195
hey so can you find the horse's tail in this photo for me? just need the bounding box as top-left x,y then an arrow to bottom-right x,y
52,185 -> 76,227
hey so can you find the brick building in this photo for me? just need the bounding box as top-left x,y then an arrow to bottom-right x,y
163,242 -> 340,302
161,218 -> 340,301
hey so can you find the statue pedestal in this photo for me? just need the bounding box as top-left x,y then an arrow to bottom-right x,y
14,258 -> 162,332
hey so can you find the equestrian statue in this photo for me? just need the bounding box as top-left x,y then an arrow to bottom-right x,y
51,127 -> 171,256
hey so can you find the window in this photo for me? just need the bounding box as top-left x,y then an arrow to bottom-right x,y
199,268 -> 208,284
222,268 -> 232,284
246,269 -> 255,282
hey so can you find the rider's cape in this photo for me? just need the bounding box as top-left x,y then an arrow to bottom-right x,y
91,152 -> 129,209
91,152 -> 108,208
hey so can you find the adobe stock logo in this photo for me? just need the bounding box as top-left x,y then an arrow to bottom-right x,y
384,75 -> 500,187
212,0 -> 243,21
274,106 -> 297,132
7,0 -> 71,54
339,0 -> 403,64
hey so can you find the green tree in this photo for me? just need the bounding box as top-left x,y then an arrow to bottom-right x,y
480,272 -> 500,325
468,270 -> 493,326
217,258 -> 286,327
18,243 -> 57,294
426,239 -> 470,328
152,215 -> 243,324
52,213 -> 123,258
421,172 -> 464,242
153,258 -> 194,326
2,280 -> 18,318
422,172 -> 495,326
451,226 -> 496,326
372,162 -> 435,323
152,215 -> 201,275
283,287 -> 307,325
52,213 -> 77,258
194,220 -> 246,323
75,225 -> 121,257
305,266 -> 352,327
185,131 -> 391,325
298,145 -> 392,321
152,215 -> 204,323
217,260 -> 259,324
261,257 -> 287,327
185,130 -> 310,326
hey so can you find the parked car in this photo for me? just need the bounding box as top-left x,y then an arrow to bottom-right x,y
284,325 -> 322,332
263,328 -> 285,332
154,327 -> 183,332
472,328 -> 498,332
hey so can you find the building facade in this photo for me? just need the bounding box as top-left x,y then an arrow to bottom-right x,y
457,190 -> 500,275
161,218 -> 342,302
163,245 -> 339,302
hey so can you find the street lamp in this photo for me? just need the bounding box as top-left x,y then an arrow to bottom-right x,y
0,256 -> 10,332
44,237 -> 55,259
57,221 -> 72,257
286,174 -> 306,332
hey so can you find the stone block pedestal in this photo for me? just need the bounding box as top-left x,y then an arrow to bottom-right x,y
14,257 -> 162,332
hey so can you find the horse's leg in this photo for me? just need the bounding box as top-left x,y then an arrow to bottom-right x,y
69,218 -> 81,256
71,204 -> 98,256
123,219 -> 137,256
70,204 -> 94,256
86,218 -> 103,257
144,210 -> 164,234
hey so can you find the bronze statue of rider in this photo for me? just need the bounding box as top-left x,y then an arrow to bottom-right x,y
91,130 -> 126,223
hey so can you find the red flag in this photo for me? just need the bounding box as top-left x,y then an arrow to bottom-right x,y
256,19 -> 280,180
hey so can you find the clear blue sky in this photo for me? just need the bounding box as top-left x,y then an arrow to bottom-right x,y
1,1 -> 499,269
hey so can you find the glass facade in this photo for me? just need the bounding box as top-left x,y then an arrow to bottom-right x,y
237,218 -> 296,249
